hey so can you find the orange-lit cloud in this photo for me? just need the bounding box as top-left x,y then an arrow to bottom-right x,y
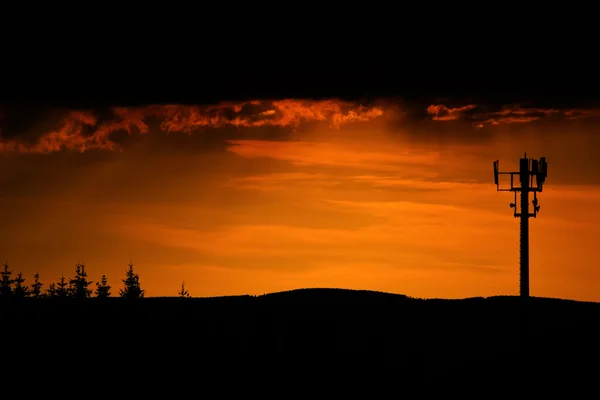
225,140 -> 441,171
427,103 -> 600,127
426,104 -> 479,121
0,99 -> 385,153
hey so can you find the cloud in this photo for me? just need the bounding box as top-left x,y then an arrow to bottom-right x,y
223,172 -> 339,193
116,195 -> 513,272
426,103 -> 600,127
224,140 -> 441,172
6,98 -> 599,156
318,198 -> 507,226
346,175 -> 484,190
426,104 -> 479,121
223,172 -> 487,197
0,99 -> 386,153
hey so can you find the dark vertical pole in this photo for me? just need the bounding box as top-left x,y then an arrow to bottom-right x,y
495,154 -> 545,364
518,156 -> 530,369
519,156 -> 530,299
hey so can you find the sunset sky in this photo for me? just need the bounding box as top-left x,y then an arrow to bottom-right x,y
1,98 -> 599,301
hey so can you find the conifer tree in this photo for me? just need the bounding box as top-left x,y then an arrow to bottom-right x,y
55,274 -> 69,298
178,281 -> 190,298
31,273 -> 43,298
46,282 -> 57,298
95,274 -> 111,298
70,262 -> 92,299
120,262 -> 144,299
13,272 -> 30,298
0,261 -> 15,299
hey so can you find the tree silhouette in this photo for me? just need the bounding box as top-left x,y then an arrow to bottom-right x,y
120,262 -> 144,300
13,272 -> 30,298
46,283 -> 57,298
95,274 -> 111,298
70,262 -> 92,299
178,281 -> 190,298
56,274 -> 69,298
0,262 -> 15,299
31,273 -> 43,298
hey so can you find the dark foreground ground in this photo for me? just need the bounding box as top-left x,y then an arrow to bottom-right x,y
2,288 -> 599,393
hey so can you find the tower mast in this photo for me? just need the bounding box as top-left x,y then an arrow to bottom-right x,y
493,153 -> 548,298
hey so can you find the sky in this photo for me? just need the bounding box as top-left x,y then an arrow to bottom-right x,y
1,98 -> 599,301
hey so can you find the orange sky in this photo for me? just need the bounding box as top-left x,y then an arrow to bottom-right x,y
1,99 -> 599,301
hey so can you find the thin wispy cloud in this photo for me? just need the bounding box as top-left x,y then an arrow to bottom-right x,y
427,103 -> 600,127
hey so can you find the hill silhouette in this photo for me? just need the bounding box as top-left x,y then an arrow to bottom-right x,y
2,287 -> 599,389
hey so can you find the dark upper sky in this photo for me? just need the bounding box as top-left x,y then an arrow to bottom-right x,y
3,2 -> 597,111
3,43 -> 599,110
5,70 -> 598,106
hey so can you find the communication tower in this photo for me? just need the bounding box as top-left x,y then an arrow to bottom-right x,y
493,153 -> 548,298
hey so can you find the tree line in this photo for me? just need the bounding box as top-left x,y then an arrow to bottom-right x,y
0,261 -> 148,300
0,260 -> 193,300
